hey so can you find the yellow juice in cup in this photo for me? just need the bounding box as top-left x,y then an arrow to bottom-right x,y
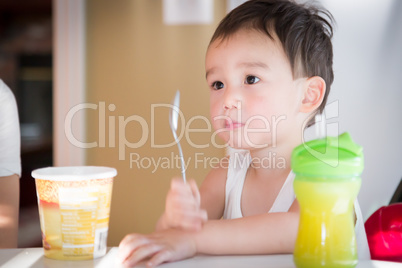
293,177 -> 360,268
32,166 -> 116,260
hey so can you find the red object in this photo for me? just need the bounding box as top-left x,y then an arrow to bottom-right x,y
365,203 -> 402,262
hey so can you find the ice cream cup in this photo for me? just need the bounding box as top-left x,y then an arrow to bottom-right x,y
31,166 -> 117,260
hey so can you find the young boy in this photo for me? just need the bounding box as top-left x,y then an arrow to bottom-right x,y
118,0 -> 369,266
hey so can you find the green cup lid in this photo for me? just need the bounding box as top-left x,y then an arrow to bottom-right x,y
291,132 -> 364,177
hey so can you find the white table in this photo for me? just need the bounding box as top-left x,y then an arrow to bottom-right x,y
0,248 -> 400,268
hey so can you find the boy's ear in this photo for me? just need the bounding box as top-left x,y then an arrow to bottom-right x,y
300,76 -> 326,113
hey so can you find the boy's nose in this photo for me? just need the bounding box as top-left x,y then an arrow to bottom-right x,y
223,88 -> 242,110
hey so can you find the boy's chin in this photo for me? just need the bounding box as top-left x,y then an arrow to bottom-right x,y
228,137 -> 269,149
227,141 -> 263,151
215,132 -> 270,150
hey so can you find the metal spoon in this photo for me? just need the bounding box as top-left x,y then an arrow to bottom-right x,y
169,90 -> 186,182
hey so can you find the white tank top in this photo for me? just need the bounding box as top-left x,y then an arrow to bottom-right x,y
222,150 -> 371,260
223,151 -> 296,219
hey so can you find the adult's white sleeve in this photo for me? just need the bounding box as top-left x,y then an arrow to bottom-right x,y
0,79 -> 21,177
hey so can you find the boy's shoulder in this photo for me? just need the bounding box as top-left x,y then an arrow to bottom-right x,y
207,155 -> 230,177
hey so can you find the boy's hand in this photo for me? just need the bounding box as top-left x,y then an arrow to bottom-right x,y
157,178 -> 207,231
118,229 -> 197,267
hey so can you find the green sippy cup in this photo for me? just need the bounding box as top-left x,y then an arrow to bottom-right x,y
291,132 -> 364,268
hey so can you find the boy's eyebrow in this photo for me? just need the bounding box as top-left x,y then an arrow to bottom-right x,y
206,61 -> 270,79
238,61 -> 270,70
205,68 -> 216,79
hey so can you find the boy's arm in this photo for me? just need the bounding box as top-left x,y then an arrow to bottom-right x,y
198,161 -> 228,220
119,200 -> 300,267
0,174 -> 20,248
195,200 -> 299,254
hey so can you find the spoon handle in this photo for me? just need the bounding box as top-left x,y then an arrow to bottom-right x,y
170,91 -> 186,183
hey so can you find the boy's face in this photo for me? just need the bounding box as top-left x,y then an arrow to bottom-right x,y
206,29 -> 306,150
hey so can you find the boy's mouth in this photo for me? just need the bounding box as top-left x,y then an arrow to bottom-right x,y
225,119 -> 244,130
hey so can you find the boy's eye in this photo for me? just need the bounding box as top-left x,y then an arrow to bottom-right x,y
212,81 -> 224,90
245,75 -> 260,85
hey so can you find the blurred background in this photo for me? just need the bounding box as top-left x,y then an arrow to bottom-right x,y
0,0 -> 400,247
0,0 -> 52,247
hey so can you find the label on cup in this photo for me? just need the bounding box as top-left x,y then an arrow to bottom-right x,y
57,184 -> 110,257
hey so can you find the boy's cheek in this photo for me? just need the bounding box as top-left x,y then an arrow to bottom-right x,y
210,113 -> 223,129
211,121 -> 223,135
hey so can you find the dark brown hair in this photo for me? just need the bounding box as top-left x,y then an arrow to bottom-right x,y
210,0 -> 334,121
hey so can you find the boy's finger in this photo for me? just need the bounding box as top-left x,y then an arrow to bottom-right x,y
188,210 -> 208,227
181,220 -> 202,231
200,209 -> 208,222
170,177 -> 185,190
189,179 -> 201,206
124,243 -> 162,267
169,194 -> 200,210
171,208 -> 207,221
147,249 -> 173,267
118,234 -> 149,264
